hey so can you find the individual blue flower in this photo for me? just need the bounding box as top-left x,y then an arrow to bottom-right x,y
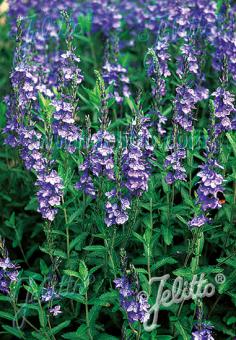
189,215 -> 211,229
49,305 -> 62,316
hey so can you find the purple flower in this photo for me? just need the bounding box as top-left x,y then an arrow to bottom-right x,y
177,42 -> 200,78
197,159 -> 224,211
104,190 -> 130,227
174,85 -> 209,132
10,62 -> 38,109
49,305 -> 62,316
114,277 -> 134,298
90,130 -> 115,180
212,88 -> 235,136
146,38 -> 170,98
105,198 -> 130,227
0,257 -> 18,270
103,61 -> 130,103
114,275 -> 150,324
165,144 -> 187,185
192,323 -> 214,340
0,257 -> 20,294
41,287 -> 59,302
75,130 -> 115,199
169,0 -> 216,40
36,169 -> 64,221
75,170 -> 96,199
122,145 -> 150,195
149,110 -> 167,136
58,51 -> 83,86
87,0 -> 122,35
51,99 -> 80,149
122,117 -> 153,196
212,11 -> 236,80
189,215 -> 210,229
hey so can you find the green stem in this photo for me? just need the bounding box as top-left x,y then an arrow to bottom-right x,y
104,237 -> 116,277
147,198 -> 153,294
177,229 -> 202,322
129,322 -> 141,340
37,299 -> 52,340
85,292 -> 93,340
62,197 -> 70,259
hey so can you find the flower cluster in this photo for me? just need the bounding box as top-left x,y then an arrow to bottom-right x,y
102,61 -> 130,103
75,130 -> 115,199
51,99 -> 80,152
212,88 -> 236,136
212,10 -> 236,80
90,130 -> 115,180
197,160 -> 224,211
192,323 -> 214,340
150,110 -> 168,137
10,62 -> 39,113
122,117 -> 153,197
114,276 -> 150,323
146,38 -> 171,98
58,51 -> 83,86
41,285 -> 62,316
18,127 -> 46,171
174,85 -> 209,132
75,161 -> 96,199
0,257 -> 19,294
122,144 -> 150,196
6,122 -> 64,222
165,144 -> 187,185
177,42 -> 200,78
87,0 -> 122,35
36,170 -> 64,221
169,0 -> 216,40
41,286 -> 59,302
104,190 -> 130,227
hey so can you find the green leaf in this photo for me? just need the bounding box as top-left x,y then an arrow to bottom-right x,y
132,231 -> 145,243
151,257 -> 178,272
76,324 -> 88,338
40,259 -> 49,275
173,268 -> 193,280
78,13 -> 92,33
83,245 -> 106,252
93,291 -> 117,307
0,311 -> 15,321
60,292 -> 85,304
50,320 -> 71,335
25,197 -> 38,211
79,260 -> 89,280
173,320 -> 190,340
62,332 -> 81,339
2,325 -> 24,338
218,269 -> 236,294
176,214 -> 189,226
161,224 -> 173,246
88,304 -> 101,330
63,269 -> 81,279
53,250 -> 67,259
97,334 -> 119,340
226,132 -> 236,157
